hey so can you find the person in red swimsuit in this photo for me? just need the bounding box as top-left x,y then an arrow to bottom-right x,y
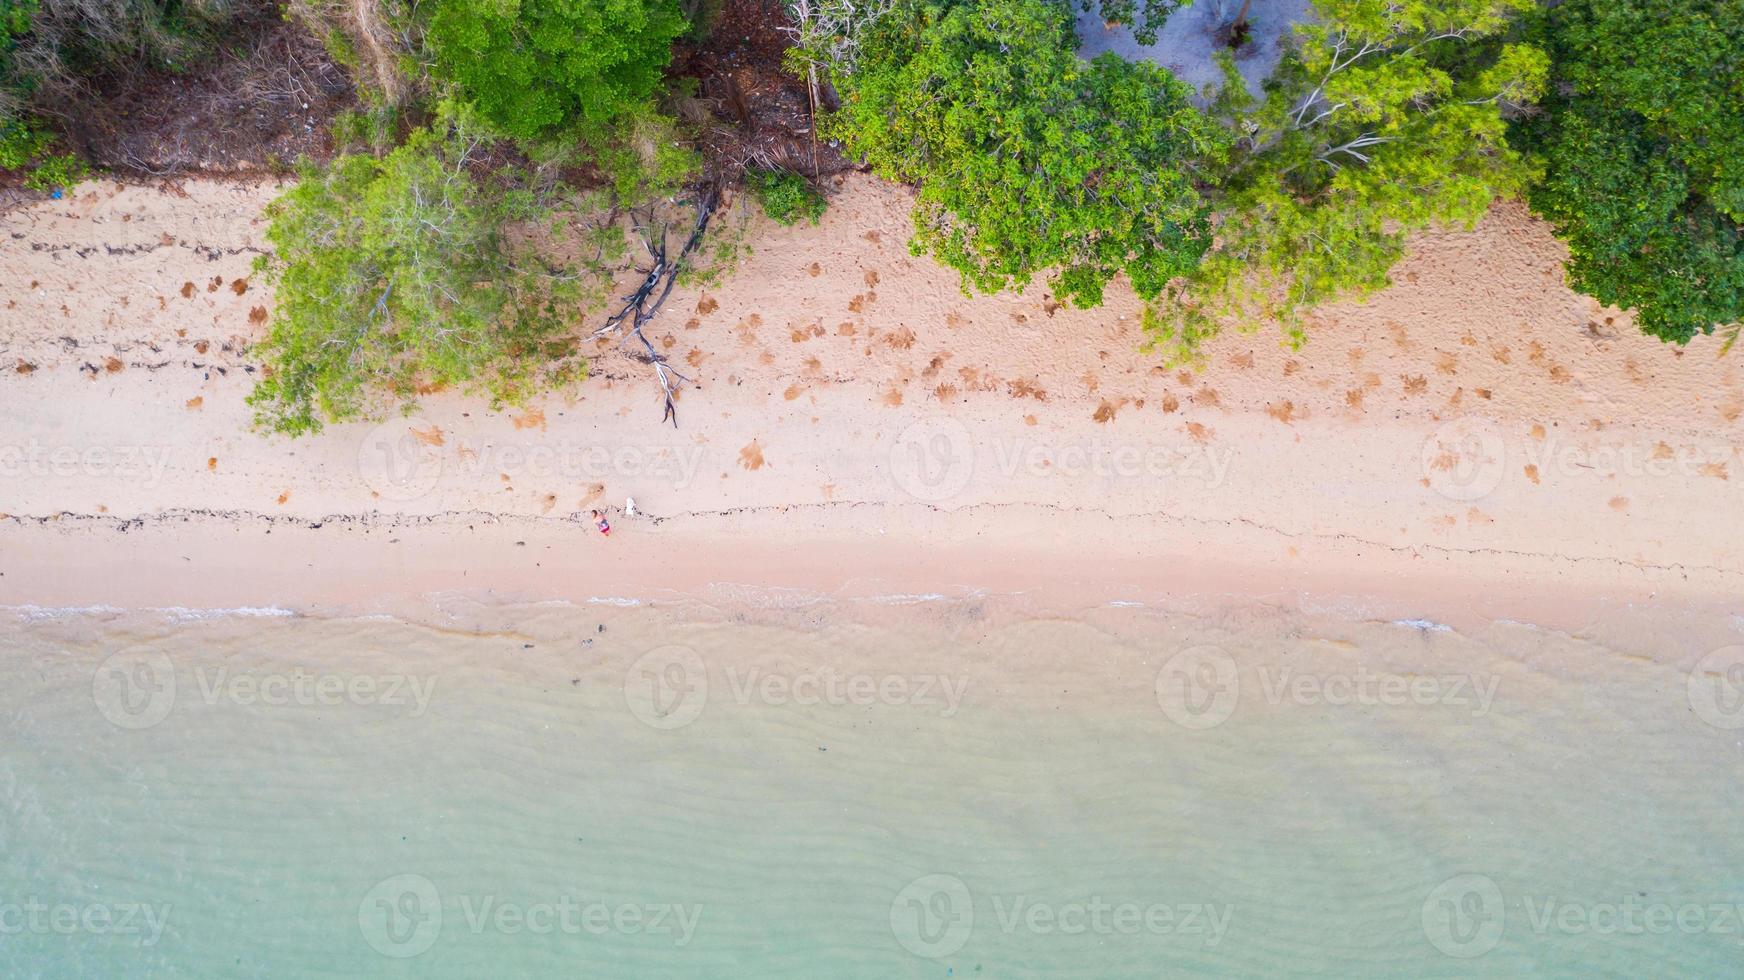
592,510 -> 611,536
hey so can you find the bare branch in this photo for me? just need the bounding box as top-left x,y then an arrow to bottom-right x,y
592,183 -> 722,426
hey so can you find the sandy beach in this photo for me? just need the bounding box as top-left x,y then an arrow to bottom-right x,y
2,175 -> 1741,630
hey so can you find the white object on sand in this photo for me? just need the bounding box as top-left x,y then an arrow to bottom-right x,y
625,497 -> 637,518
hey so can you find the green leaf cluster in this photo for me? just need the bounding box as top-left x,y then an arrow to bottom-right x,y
248,104 -> 593,436
1519,0 -> 1742,344
1151,0 -> 1545,360
823,0 -> 1228,309
0,119 -> 82,188
747,167 -> 827,226
426,0 -> 687,142
1078,0 -> 1187,47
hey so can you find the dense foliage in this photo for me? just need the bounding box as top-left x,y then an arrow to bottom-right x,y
426,0 -> 687,142
747,167 -> 827,226
248,105 -> 590,435
1518,0 -> 1742,344
820,0 -> 1228,309
1149,0 -> 1545,358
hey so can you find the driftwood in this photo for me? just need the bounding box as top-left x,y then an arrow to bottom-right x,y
592,183 -> 721,426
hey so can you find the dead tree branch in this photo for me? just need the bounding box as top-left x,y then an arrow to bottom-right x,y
592,182 -> 722,426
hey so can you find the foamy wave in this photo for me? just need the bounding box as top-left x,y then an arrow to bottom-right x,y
2,603 -> 294,622
863,592 -> 952,605
153,605 -> 296,621
3,603 -> 126,621
1391,618 -> 1453,632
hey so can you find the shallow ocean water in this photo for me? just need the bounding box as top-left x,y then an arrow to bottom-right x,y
2,596 -> 1742,977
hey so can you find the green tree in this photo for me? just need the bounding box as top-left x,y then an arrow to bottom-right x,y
1518,0 -> 1742,344
1150,0 -> 1545,360
820,0 -> 1228,309
426,0 -> 686,142
249,104 -> 592,436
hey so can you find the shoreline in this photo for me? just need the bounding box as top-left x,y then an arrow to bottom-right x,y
5,498 -> 1737,644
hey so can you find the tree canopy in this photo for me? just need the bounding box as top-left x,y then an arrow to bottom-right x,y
426,0 -> 687,142
1149,0 -> 1546,359
248,104 -> 590,435
819,0 -> 1228,309
1518,0 -> 1743,344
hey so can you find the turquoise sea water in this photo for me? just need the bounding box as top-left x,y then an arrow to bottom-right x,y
2,597 -> 1742,977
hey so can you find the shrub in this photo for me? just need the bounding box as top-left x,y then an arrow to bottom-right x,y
0,118 -> 83,188
747,168 -> 826,226
425,0 -> 686,142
